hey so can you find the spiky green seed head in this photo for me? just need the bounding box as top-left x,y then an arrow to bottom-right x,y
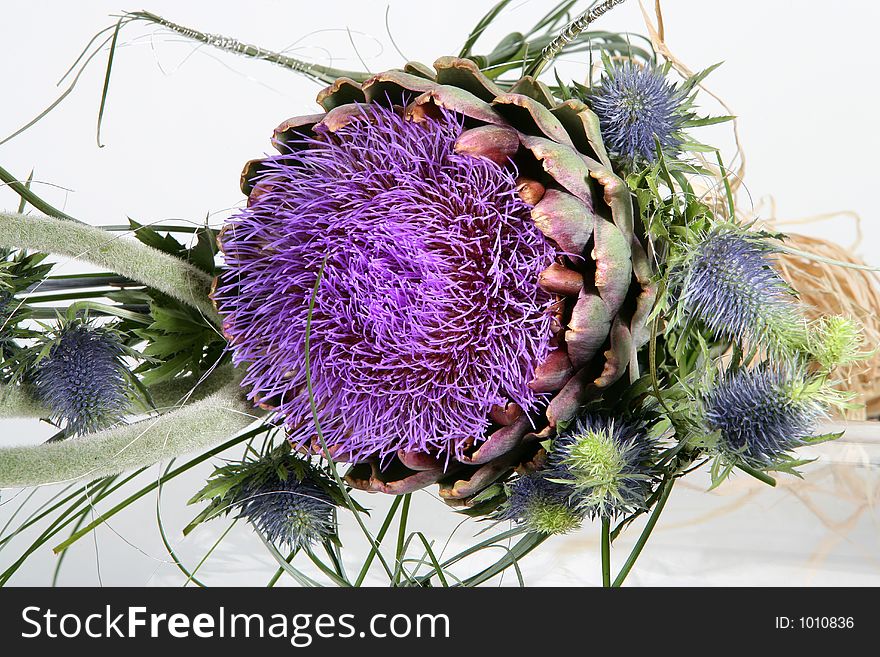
523,497 -> 583,535
563,427 -> 626,493
550,415 -> 658,518
809,315 -> 869,371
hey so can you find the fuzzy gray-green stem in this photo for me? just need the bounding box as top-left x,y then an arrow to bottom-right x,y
0,383 -> 46,418
0,364 -> 237,419
0,382 -> 258,488
0,211 -> 219,324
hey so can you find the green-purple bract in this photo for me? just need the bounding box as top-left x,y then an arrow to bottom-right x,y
500,471 -> 583,534
34,322 -> 129,436
215,104 -> 556,463
549,413 -> 657,518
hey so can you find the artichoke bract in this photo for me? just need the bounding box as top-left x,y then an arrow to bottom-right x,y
214,57 -> 655,505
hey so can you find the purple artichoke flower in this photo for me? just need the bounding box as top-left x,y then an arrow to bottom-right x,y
215,58 -> 656,503
216,104 -> 555,463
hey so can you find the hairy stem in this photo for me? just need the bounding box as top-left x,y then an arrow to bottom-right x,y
128,11 -> 369,84
0,382 -> 258,488
0,211 -> 219,323
527,0 -> 629,77
0,364 -> 237,419
0,383 -> 46,418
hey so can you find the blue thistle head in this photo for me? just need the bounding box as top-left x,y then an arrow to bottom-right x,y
671,227 -> 804,354
702,364 -> 826,468
586,61 -> 686,165
549,414 -> 658,518
499,471 -> 583,535
193,448 -> 340,550
235,475 -> 337,550
34,321 -> 130,436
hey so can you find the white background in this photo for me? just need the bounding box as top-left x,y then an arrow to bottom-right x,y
1,0 -> 879,586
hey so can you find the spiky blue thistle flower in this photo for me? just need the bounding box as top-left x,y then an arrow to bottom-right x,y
499,472 -> 584,535
549,414 -> 658,518
671,227 -> 804,353
235,476 -> 336,550
702,365 -> 827,468
34,321 -> 130,436
586,61 -> 686,165
192,448 -> 341,550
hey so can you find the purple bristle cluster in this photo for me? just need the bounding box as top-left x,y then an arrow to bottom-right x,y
215,104 -> 556,462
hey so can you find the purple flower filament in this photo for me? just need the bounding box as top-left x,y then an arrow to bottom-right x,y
216,105 -> 556,463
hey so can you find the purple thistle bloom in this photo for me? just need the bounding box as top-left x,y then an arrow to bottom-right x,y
587,62 -> 685,164
704,365 -> 823,468
215,104 -> 556,462
235,475 -> 336,550
34,323 -> 130,436
674,228 -> 802,351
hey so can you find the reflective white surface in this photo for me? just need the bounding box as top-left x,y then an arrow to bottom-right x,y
2,430 -> 878,586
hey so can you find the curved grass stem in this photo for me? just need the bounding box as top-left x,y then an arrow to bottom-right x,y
611,476 -> 675,587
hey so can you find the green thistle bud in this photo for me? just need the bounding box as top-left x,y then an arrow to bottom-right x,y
549,415 -> 657,518
809,315 -> 869,371
499,473 -> 584,535
562,426 -> 626,498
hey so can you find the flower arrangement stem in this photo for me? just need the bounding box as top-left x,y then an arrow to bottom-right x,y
0,164 -> 80,223
601,517 -> 612,587
527,0 -> 629,77
185,519 -> 237,587
353,496 -> 403,587
322,539 -> 348,583
50,425 -> 268,556
392,493 -> 413,586
0,382 -> 256,489
612,476 -> 676,587
267,549 -> 297,588
305,548 -> 352,587
735,463 -> 776,487
127,11 -> 369,84
0,211 -> 219,324
460,532 -> 548,587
